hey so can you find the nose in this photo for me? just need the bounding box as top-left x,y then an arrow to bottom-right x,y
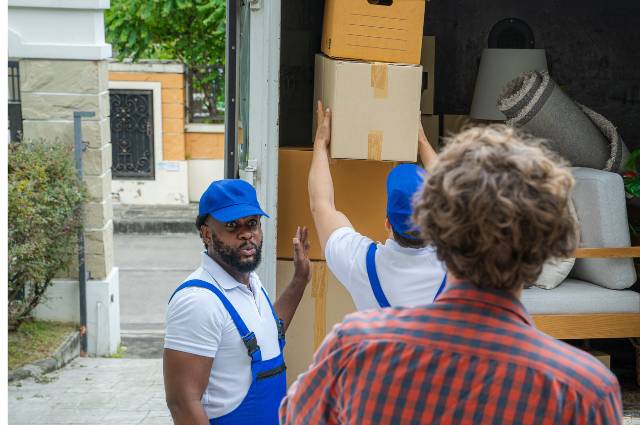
238,229 -> 252,241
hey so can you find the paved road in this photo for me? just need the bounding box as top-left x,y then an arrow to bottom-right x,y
8,358 -> 171,425
115,233 -> 202,358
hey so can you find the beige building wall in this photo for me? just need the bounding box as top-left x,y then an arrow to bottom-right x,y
21,59 -> 114,280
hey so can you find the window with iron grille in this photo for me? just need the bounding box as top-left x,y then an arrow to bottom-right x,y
186,64 -> 225,124
8,61 -> 23,142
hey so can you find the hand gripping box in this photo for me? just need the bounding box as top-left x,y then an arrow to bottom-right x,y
313,54 -> 422,162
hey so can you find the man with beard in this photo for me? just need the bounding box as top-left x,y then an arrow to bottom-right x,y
164,179 -> 311,425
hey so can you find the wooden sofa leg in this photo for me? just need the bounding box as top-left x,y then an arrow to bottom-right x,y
631,338 -> 640,387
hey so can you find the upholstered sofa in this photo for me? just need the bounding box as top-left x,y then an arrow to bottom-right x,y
521,167 -> 640,347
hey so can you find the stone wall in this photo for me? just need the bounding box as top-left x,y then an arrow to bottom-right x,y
21,59 -> 113,280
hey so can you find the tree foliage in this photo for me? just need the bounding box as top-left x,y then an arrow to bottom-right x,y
8,140 -> 86,330
106,0 -> 226,121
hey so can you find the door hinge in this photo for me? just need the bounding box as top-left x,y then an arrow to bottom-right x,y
239,159 -> 258,186
249,0 -> 262,10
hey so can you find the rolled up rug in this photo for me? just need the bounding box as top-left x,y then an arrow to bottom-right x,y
497,70 -> 628,172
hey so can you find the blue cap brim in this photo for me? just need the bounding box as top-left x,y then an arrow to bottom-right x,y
209,204 -> 270,223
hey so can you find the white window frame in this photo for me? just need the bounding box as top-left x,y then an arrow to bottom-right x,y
108,80 -> 163,165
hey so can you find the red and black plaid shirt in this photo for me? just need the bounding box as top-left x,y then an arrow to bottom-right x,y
280,282 -> 623,424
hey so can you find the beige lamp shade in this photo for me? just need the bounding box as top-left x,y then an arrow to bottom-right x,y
470,48 -> 548,121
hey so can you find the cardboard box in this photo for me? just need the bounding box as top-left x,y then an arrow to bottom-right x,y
421,114 -> 440,151
277,148 -> 396,260
321,0 -> 427,64
314,54 -> 422,162
277,260 -> 356,386
420,36 -> 436,114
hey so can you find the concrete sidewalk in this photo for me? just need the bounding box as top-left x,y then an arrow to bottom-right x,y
8,358 -> 171,425
8,357 -> 640,424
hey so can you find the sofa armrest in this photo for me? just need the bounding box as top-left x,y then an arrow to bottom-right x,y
573,247 -> 640,258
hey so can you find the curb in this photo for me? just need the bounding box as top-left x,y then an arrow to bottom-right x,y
8,331 -> 80,382
114,220 -> 196,234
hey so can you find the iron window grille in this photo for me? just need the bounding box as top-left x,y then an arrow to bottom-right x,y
8,61 -> 23,142
109,89 -> 156,180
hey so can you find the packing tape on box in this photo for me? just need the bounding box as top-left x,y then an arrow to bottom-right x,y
371,63 -> 388,99
368,131 -> 383,161
311,262 -> 328,349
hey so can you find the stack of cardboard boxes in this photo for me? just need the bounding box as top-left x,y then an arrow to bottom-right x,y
316,0 -> 426,161
279,0 -> 430,259
277,0 -> 429,385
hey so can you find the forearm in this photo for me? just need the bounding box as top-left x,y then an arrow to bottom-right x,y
309,143 -> 336,214
419,140 -> 438,172
274,276 -> 308,332
168,399 -> 210,425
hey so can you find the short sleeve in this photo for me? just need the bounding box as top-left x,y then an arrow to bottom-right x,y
164,288 -> 227,358
324,227 -> 373,291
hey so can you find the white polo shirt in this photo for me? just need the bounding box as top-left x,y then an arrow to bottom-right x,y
325,227 -> 446,310
164,252 -> 280,419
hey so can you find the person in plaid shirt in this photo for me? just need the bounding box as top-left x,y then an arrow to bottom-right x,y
280,125 -> 623,425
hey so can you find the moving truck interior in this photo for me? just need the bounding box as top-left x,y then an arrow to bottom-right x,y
228,0 -> 640,387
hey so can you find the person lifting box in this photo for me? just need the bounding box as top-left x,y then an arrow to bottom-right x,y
308,100 -> 445,310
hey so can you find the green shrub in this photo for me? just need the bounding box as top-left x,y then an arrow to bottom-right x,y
8,140 -> 86,330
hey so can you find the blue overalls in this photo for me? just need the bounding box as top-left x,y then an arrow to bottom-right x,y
365,243 -> 447,308
169,279 -> 286,425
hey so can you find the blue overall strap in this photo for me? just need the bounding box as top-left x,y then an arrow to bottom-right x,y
365,243 -> 391,308
259,287 -> 285,349
169,279 -> 262,362
433,273 -> 447,301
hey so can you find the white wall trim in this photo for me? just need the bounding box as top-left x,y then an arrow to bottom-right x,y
248,0 -> 281,296
185,123 -> 225,134
109,61 -> 185,74
108,80 -> 163,163
9,0 -> 110,10
9,4 -> 112,60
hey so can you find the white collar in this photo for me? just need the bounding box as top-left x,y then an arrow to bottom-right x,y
383,238 -> 435,256
201,251 -> 258,291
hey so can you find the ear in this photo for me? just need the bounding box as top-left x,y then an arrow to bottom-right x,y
384,218 -> 392,232
200,223 -> 212,248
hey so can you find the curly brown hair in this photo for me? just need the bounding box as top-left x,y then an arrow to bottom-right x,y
413,125 -> 579,292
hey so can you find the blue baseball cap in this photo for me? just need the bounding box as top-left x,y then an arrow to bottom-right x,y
198,179 -> 269,223
386,164 -> 426,239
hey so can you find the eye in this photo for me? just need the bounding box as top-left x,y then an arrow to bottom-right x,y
225,221 -> 237,231
248,219 -> 259,228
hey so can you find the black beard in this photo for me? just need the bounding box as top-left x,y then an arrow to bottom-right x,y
210,233 -> 263,273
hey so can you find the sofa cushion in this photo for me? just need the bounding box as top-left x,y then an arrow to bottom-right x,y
569,167 -> 636,289
533,257 -> 576,290
522,279 -> 640,314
